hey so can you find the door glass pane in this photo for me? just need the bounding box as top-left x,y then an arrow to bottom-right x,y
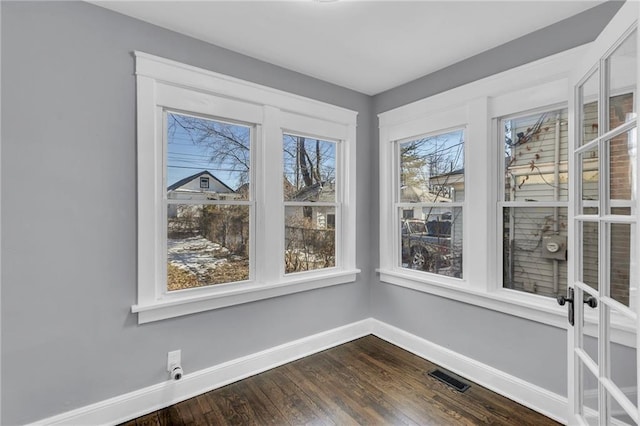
283,135 -> 336,202
608,129 -> 637,207
610,395 -> 638,426
400,207 -> 463,278
502,207 -> 567,297
580,146 -> 600,215
167,204 -> 250,290
580,70 -> 600,146
581,221 -> 599,292
580,359 -> 600,425
609,323 -> 638,420
503,109 -> 568,202
607,29 -> 637,132
285,206 -> 336,273
609,222 -> 632,307
399,129 -> 465,203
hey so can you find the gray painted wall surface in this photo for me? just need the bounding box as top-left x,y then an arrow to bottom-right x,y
1,2 -> 372,424
373,283 -> 569,395
1,0 -> 635,424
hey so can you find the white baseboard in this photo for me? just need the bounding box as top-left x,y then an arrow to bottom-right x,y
28,319 -> 373,426
369,319 -> 568,424
29,318 -> 568,425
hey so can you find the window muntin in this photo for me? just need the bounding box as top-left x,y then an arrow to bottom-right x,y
500,107 -> 569,297
283,134 -> 338,274
165,112 -> 252,291
397,129 -> 464,278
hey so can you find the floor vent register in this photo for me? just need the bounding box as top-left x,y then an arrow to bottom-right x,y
427,369 -> 471,393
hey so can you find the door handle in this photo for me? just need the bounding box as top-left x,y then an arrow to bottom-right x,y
557,287 -> 575,326
557,288 -> 598,326
584,296 -> 597,309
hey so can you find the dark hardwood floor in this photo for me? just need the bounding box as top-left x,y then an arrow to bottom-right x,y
121,335 -> 560,425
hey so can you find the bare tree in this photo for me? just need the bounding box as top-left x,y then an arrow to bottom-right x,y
169,114 -> 251,187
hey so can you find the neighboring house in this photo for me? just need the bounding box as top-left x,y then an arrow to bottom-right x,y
286,182 -> 336,230
400,183 -> 454,223
167,170 -> 238,218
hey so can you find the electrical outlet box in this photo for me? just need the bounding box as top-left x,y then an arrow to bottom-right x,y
167,350 -> 181,371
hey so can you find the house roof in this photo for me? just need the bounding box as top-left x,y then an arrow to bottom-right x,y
167,170 -> 235,193
400,185 -> 451,203
428,168 -> 465,186
291,182 -> 335,202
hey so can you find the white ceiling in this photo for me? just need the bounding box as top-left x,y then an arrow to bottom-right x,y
90,1 -> 605,95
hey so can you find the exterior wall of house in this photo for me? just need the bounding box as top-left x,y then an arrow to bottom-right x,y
1,2 -> 373,424
505,109 -> 569,297
167,174 -> 239,217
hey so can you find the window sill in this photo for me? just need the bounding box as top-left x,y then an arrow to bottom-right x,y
377,268 -> 636,347
133,269 -> 360,324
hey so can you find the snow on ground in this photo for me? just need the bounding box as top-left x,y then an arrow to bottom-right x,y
168,236 -> 230,280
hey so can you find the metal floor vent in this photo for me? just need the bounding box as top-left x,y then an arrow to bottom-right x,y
427,369 -> 470,393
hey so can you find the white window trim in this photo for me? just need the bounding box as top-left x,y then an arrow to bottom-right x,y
378,44 -> 635,347
134,52 -> 359,324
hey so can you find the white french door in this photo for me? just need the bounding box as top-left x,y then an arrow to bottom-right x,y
567,2 -> 639,425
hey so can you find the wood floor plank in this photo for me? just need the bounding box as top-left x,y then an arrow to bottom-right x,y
279,362 -> 364,425
121,335 -> 560,426
249,368 -> 330,425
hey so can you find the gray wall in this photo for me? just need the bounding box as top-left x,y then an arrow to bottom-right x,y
371,0 -> 627,398
0,2 -> 372,424
1,0 -> 634,424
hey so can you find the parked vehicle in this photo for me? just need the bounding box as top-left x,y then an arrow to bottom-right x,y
401,219 -> 452,271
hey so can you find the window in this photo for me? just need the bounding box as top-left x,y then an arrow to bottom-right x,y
499,107 -> 569,298
134,52 -> 358,323
397,129 -> 464,278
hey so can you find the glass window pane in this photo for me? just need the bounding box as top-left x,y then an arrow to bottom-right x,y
503,109 -> 568,202
580,359 -> 600,425
400,207 -> 463,278
609,222 -> 632,307
608,128 -> 637,206
580,146 -> 599,215
167,113 -> 251,201
580,70 -> 599,146
581,221 -> 599,292
283,135 -> 336,202
610,395 -> 637,426
285,206 -> 336,273
167,204 -> 250,290
607,29 -> 636,132
609,324 -> 638,424
502,207 -> 567,297
399,129 -> 465,203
